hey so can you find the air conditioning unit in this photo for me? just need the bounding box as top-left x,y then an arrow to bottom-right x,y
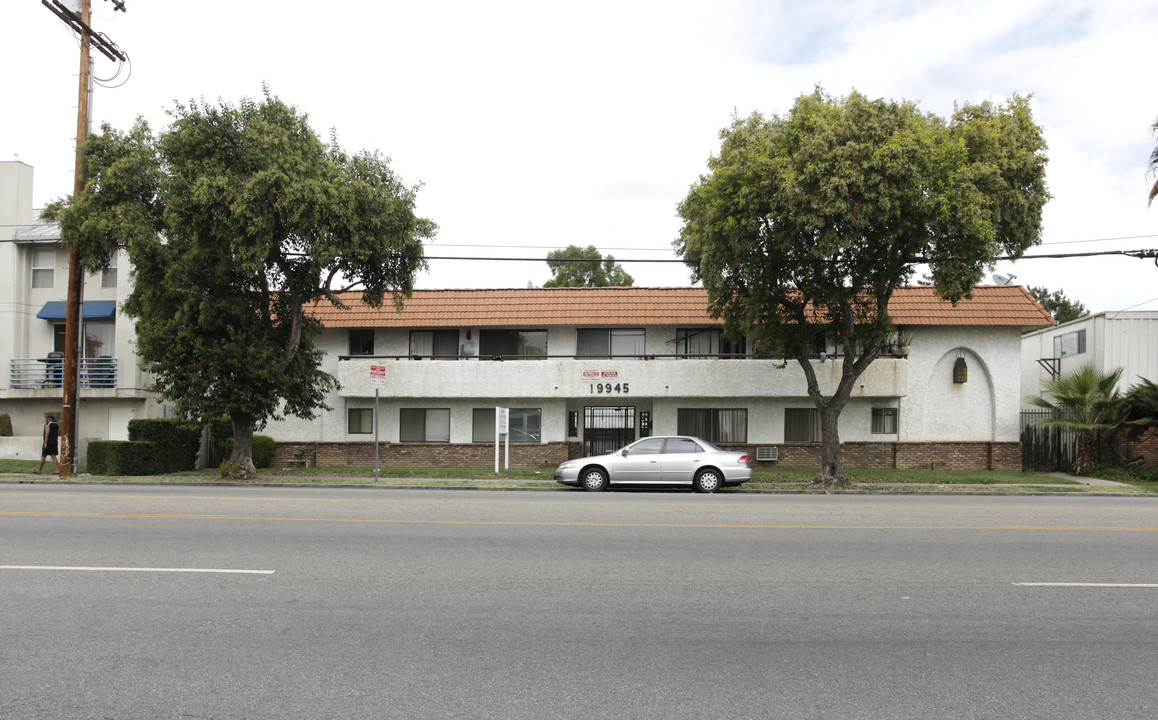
756,447 -> 778,462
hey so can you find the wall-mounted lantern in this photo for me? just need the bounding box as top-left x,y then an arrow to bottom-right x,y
953,353 -> 968,384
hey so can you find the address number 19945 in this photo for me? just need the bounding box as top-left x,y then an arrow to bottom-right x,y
590,382 -> 629,394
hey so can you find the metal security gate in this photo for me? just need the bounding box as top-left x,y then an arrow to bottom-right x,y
1020,410 -> 1079,472
584,406 -> 636,457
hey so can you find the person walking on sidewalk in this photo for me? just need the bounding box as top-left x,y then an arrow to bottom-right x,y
35,413 -> 59,474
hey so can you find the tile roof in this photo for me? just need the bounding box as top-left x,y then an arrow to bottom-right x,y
309,286 -> 1054,328
886,285 -> 1054,327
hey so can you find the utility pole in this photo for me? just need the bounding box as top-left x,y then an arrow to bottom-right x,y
42,0 -> 127,476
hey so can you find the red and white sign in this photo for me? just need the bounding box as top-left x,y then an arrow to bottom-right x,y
582,370 -> 619,380
370,365 -> 387,389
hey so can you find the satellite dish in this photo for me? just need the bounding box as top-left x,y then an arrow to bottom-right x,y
992,273 -> 1016,286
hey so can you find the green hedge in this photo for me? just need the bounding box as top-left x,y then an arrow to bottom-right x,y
88,441 -> 159,476
128,418 -> 201,472
252,435 -> 275,468
210,417 -> 273,469
210,417 -> 232,458
216,434 -> 275,469
0,413 -> 12,437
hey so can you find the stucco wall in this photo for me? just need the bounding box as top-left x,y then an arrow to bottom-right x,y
901,326 -> 1023,442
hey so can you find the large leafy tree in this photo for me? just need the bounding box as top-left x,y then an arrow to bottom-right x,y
543,244 -> 634,287
46,91 -> 434,478
677,88 -> 1049,486
1027,285 -> 1088,324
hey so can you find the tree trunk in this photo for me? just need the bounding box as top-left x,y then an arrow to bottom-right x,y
224,412 -> 258,480
814,404 -> 847,487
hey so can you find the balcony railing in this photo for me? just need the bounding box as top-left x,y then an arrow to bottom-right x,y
339,348 -> 912,362
8,356 -> 118,389
336,353 -> 909,400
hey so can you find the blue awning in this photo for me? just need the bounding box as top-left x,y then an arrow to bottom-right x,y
36,300 -> 117,320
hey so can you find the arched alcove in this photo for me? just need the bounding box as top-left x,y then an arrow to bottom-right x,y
920,348 -> 995,441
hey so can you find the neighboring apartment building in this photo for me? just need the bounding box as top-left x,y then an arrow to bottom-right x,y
0,161 -> 162,460
1021,311 -> 1158,406
263,286 -> 1053,471
1020,311 -> 1158,469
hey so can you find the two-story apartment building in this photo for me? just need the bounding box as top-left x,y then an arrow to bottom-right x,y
264,285 -> 1054,471
0,161 -> 162,461
3,160 -> 1056,471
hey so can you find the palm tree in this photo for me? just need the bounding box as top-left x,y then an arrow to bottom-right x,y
1030,364 -> 1129,474
1151,116 -> 1158,206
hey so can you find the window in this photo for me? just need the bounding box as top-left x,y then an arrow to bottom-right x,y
349,329 -> 375,355
1053,329 -> 1086,358
628,437 -> 666,455
576,328 -> 644,357
400,408 -> 450,442
410,330 -> 459,359
479,330 -> 547,359
32,248 -> 55,289
677,408 -> 748,443
871,408 -> 898,434
675,329 -> 745,357
664,437 -> 703,454
348,408 -> 373,434
83,322 -> 114,358
101,253 -> 117,288
784,408 -> 821,443
472,408 -> 542,443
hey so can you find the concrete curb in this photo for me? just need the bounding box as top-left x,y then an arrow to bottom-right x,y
2,475 -> 1156,498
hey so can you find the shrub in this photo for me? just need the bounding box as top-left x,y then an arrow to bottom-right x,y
252,435 -> 276,468
215,434 -> 274,469
128,418 -> 202,473
208,418 -> 271,468
0,413 -> 12,437
88,440 -> 159,475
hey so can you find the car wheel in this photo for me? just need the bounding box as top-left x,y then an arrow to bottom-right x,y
693,468 -> 722,493
581,467 -> 609,492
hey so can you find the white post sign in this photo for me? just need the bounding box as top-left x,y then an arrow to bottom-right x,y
495,406 -> 509,473
370,365 -> 386,481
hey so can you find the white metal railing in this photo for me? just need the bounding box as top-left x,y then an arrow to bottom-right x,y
8,356 -> 118,389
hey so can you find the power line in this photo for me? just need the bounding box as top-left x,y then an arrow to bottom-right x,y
421,249 -> 1158,263
1039,233 -> 1158,246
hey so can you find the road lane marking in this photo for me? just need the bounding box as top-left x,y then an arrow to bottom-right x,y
0,565 -> 274,574
1013,582 -> 1158,588
4,510 -> 1158,532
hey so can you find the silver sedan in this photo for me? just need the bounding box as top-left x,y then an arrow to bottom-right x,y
554,436 -> 752,493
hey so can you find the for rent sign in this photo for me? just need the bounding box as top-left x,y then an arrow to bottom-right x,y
369,365 -> 386,389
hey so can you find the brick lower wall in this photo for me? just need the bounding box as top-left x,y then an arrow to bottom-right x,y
1125,428 -> 1158,469
736,441 -> 1021,472
273,442 -> 571,468
275,440 -> 1022,471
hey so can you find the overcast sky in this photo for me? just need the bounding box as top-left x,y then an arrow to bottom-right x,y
5,0 -> 1156,313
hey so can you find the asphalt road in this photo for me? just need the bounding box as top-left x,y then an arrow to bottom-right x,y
2,484 -> 1158,719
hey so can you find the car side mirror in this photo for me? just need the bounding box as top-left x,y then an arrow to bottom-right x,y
621,448 -> 629,457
